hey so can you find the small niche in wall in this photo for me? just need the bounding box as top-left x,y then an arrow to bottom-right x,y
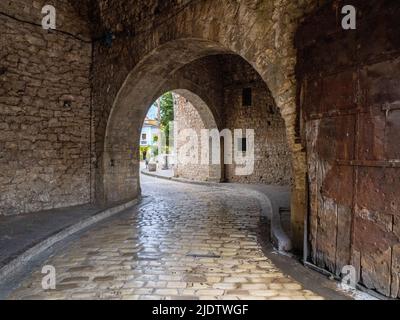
60,95 -> 74,108
237,137 -> 247,153
63,100 -> 72,108
0,67 -> 7,76
242,88 -> 252,106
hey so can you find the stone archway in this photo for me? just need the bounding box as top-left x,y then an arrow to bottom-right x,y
91,0 -> 325,250
98,39 -> 227,206
96,36 -> 307,249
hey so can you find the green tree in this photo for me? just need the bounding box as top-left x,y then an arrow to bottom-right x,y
159,92 -> 174,152
151,145 -> 159,157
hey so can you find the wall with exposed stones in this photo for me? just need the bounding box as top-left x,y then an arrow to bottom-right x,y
173,54 -> 292,185
173,94 -> 218,182
0,1 -> 92,215
222,55 -> 292,185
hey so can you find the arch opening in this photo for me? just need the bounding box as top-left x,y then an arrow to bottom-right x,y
139,90 -> 221,183
98,39 -> 298,247
98,39 -> 228,206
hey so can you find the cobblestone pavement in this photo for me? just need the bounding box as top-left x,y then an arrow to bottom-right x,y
8,175 -> 325,300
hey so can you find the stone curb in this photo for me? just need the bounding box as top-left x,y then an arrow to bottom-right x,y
141,170 -> 292,251
235,187 -> 292,252
141,169 -> 220,186
0,198 -> 141,282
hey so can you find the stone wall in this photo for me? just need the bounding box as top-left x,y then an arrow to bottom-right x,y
173,94 -> 215,182
223,85 -> 292,185
222,56 -> 292,185
173,54 -> 292,185
0,1 -> 92,215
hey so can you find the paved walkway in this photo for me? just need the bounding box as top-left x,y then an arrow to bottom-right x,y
4,175 -> 350,300
0,204 -> 101,269
141,166 -> 292,243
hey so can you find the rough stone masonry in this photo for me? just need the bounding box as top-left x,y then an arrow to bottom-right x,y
173,55 -> 292,185
0,0 -> 92,215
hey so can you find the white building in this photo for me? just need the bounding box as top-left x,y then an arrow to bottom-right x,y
140,117 -> 159,147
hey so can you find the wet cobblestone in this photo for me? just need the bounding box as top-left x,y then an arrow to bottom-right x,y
8,176 -> 324,300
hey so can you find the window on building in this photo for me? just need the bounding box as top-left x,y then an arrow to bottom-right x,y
142,133 -> 147,140
242,88 -> 252,106
238,138 -> 247,153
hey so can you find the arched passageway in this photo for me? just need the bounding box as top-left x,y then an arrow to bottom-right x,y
98,39 -> 227,206
90,0 -> 317,249
1,0 -> 317,250
98,44 -> 298,243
